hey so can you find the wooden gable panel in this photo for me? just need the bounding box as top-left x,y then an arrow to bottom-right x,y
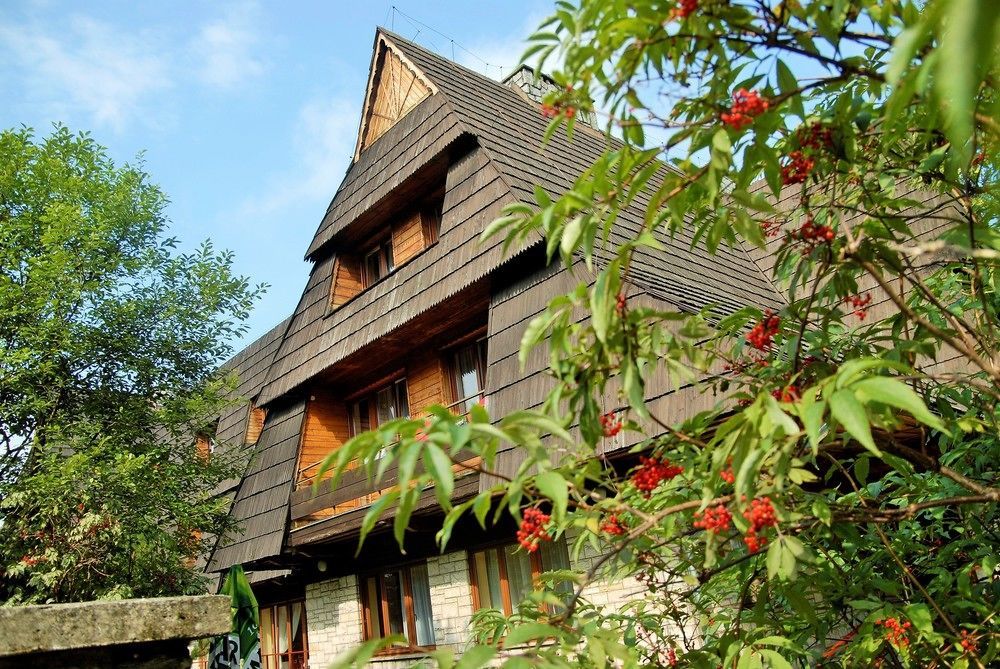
391,210 -> 424,266
330,255 -> 363,308
361,47 -> 432,151
297,390 -> 351,487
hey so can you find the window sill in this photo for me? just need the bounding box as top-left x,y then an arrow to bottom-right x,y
370,646 -> 437,661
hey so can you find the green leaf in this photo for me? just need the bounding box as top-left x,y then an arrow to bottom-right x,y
504,622 -> 561,646
812,498 -> 832,526
903,603 -> 934,635
829,389 -> 881,456
357,490 -> 400,554
423,444 -> 455,506
534,471 -> 568,520
936,0 -> 998,166
455,645 -> 497,669
852,377 -> 946,433
757,649 -> 793,669
887,23 -> 928,85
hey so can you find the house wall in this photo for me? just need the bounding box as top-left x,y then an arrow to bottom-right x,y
305,550 -> 475,668
303,532 -> 649,667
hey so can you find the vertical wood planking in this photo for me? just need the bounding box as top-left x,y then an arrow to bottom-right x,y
392,211 -> 425,266
331,256 -> 364,308
406,353 -> 447,417
297,390 -> 351,486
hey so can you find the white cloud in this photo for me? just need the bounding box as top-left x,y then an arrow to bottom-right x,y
234,96 -> 360,218
0,16 -> 171,130
190,3 -> 266,90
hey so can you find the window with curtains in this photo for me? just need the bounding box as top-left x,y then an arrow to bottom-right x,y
450,337 -> 487,414
259,600 -> 308,669
360,562 -> 436,652
468,538 -> 571,616
349,378 -> 410,437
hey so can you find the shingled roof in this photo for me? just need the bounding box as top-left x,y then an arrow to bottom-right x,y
207,28 -> 787,572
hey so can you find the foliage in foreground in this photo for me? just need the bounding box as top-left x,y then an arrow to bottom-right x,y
329,0 -> 1000,666
0,126 -> 262,603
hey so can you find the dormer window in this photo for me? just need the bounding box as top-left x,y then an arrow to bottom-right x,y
328,190 -> 443,312
363,238 -> 395,287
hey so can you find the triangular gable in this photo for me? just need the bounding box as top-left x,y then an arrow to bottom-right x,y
354,31 -> 437,159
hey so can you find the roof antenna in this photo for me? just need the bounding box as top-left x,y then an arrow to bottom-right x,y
451,39 -> 455,61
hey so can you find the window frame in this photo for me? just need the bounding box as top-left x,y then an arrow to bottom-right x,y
445,331 -> 488,414
467,537 -> 570,616
361,236 -> 395,288
359,561 -> 437,655
258,598 -> 309,669
348,377 -> 410,438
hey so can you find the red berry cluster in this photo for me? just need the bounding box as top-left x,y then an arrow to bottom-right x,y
671,0 -> 698,19
632,456 -> 684,496
541,101 -> 576,119
797,122 -> 833,152
601,513 -> 626,536
666,648 -> 678,667
876,617 -> 912,649
600,412 -> 624,437
760,219 -> 782,238
795,215 -> 835,250
720,464 -> 735,485
517,507 -> 552,553
771,384 -> 800,403
746,310 -> 780,350
721,89 -> 769,131
694,504 -> 732,533
781,150 -> 816,185
616,291 -> 627,315
960,630 -> 978,654
742,496 -> 777,552
845,292 -> 872,320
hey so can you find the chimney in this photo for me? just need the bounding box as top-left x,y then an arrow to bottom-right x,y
503,65 -> 596,127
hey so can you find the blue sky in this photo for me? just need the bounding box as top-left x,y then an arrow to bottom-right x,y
1,0 -> 551,347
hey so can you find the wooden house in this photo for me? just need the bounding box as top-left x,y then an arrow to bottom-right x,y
202,28 -> 795,668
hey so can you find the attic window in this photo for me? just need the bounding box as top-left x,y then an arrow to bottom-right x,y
245,404 -> 266,445
328,191 -> 444,311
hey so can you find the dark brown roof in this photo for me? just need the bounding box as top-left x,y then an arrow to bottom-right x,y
380,30 -> 782,313
257,29 -> 783,406
215,318 -> 290,446
207,397 -> 307,571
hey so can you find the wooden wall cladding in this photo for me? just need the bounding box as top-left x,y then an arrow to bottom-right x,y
245,405 -> 267,445
296,389 -> 351,487
362,47 -> 432,150
330,255 -> 363,308
406,354 -> 447,417
391,210 -> 425,266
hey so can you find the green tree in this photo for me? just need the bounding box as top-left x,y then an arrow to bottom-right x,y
0,125 -> 263,603
326,0 -> 999,667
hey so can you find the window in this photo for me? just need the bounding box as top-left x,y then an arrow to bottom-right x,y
259,600 -> 308,669
349,379 -> 410,437
363,238 -> 394,287
469,538 -> 571,616
451,338 -> 487,413
361,562 -> 436,652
